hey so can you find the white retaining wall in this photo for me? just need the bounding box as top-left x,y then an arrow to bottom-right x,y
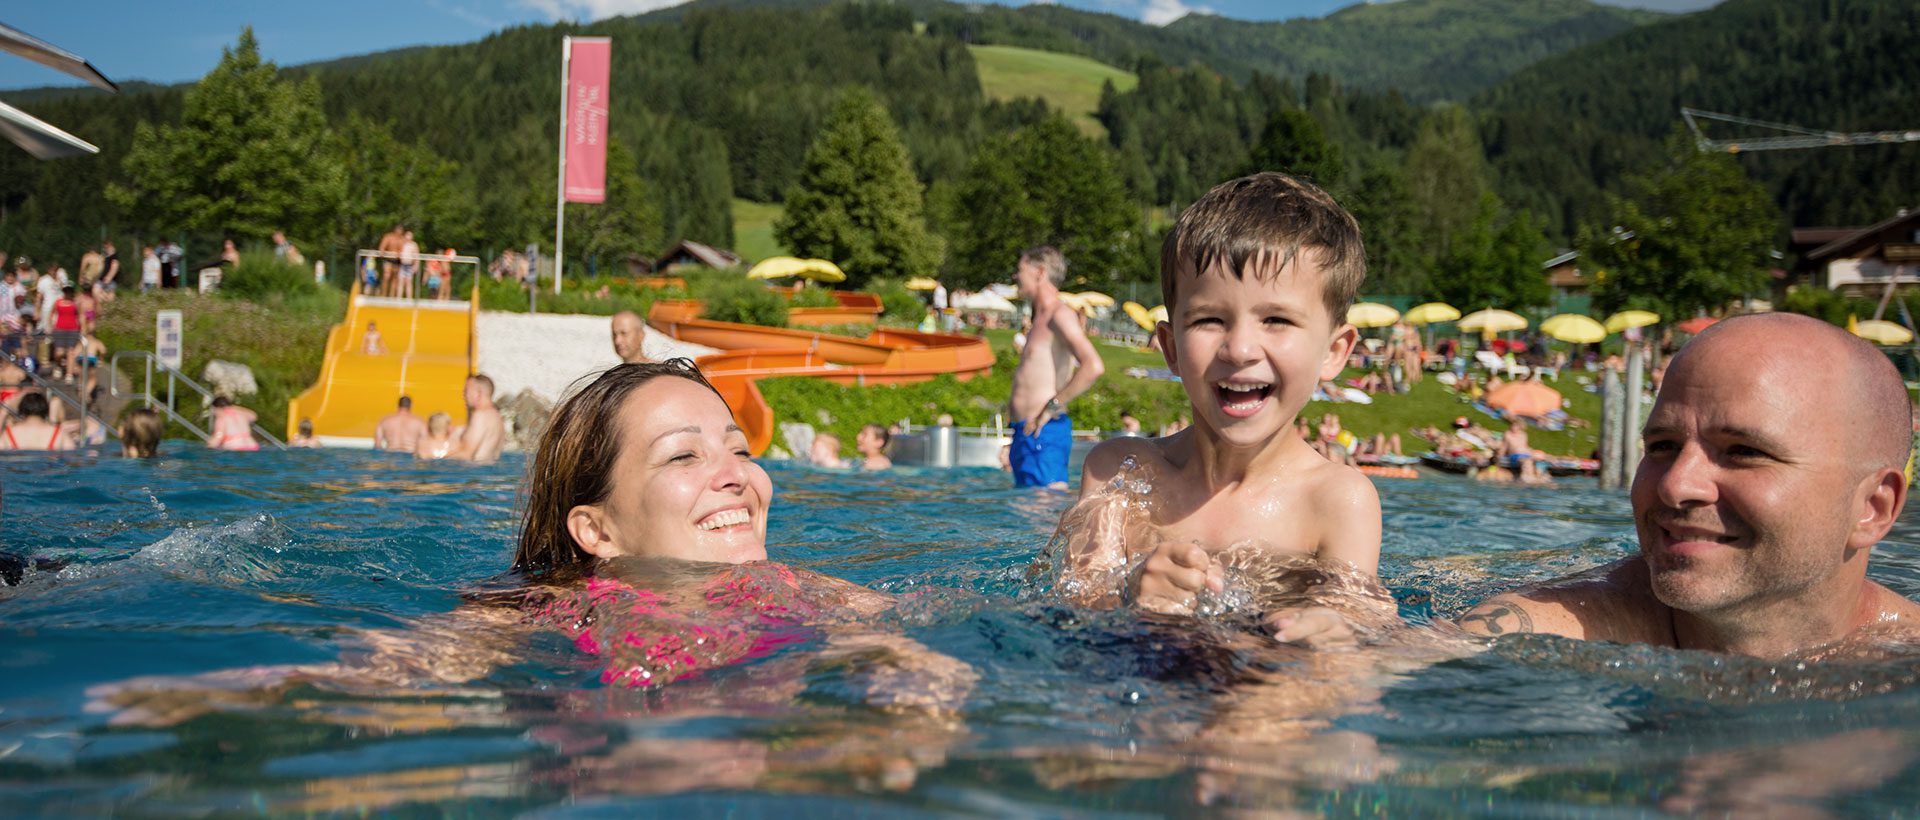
474,311 -> 717,403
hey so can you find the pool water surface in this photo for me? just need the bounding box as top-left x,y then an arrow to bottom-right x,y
5,449 -> 1920,816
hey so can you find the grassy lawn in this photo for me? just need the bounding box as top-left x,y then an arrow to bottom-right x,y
731,198 -> 788,263
968,44 -> 1138,139
94,289 -> 346,440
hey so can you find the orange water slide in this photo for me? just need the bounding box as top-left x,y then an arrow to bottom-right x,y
287,280 -> 475,443
647,301 -> 995,456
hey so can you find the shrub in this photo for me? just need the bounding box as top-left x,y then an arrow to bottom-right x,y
867,277 -> 926,324
788,285 -> 839,308
477,275 -> 683,316
221,249 -> 318,300
700,278 -> 788,326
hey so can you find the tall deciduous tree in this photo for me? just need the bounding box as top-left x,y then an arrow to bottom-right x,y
565,137 -> 665,268
1239,108 -> 1343,191
946,115 -> 1141,291
774,87 -> 941,286
1405,105 -> 1489,264
109,29 -> 343,241
330,114 -> 475,249
1581,134 -> 1780,318
1431,192 -> 1551,310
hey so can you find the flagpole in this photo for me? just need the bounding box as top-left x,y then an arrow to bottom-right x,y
553,35 -> 571,295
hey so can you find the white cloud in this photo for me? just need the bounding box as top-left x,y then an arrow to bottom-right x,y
518,0 -> 693,22
1140,0 -> 1212,26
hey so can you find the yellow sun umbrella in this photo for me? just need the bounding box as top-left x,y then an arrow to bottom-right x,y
1346,302 -> 1401,329
1122,301 -> 1154,331
904,277 -> 940,291
1539,313 -> 1607,344
1602,309 -> 1661,334
1853,319 -> 1914,346
745,256 -> 846,283
1057,292 -> 1095,314
1147,305 -> 1169,325
1071,291 -> 1115,308
1458,308 -> 1529,334
1403,302 -> 1461,326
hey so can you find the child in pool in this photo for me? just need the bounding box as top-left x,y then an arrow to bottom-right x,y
413,412 -> 454,460
1059,172 -> 1384,646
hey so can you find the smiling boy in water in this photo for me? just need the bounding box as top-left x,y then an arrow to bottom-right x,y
1060,172 -> 1382,644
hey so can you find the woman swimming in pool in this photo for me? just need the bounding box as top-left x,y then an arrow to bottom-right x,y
509,360 -> 970,695
97,360 -> 971,722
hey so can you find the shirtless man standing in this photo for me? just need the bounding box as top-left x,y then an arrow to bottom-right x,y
610,311 -> 651,364
377,224 -> 406,297
450,374 -> 505,464
374,396 -> 428,452
1007,246 -> 1104,489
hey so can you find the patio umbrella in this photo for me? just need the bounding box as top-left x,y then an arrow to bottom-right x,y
1603,310 -> 1661,334
1485,380 -> 1564,418
904,277 -> 939,291
1346,302 -> 1401,329
1458,309 -> 1529,334
1676,316 -> 1718,335
1403,302 -> 1460,326
1058,292 -> 1097,315
1539,314 -> 1607,344
956,291 -> 1016,313
1071,291 -> 1115,308
1123,301 -> 1154,331
1853,319 -> 1914,346
745,256 -> 845,283
1147,305 -> 1169,325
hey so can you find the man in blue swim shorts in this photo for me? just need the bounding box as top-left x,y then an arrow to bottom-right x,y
1007,246 -> 1104,489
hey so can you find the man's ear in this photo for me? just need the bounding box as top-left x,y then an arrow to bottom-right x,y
566,504 -> 625,560
1320,322 -> 1359,380
1154,320 -> 1177,370
1847,467 -> 1907,555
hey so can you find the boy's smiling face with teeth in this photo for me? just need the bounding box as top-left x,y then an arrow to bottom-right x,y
1157,253 -> 1356,450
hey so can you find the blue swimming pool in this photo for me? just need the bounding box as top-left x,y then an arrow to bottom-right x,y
5,449 -> 1920,816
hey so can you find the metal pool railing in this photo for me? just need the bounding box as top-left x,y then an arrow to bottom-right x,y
110,350 -> 286,450
0,342 -> 115,439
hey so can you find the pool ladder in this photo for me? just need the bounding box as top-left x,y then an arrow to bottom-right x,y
110,351 -> 286,450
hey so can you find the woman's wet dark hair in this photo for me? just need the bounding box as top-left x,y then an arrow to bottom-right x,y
513,359 -> 726,575
16,393 -> 49,420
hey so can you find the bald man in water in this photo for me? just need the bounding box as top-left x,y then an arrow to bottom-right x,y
610,311 -> 651,365
1138,313 -> 1920,657
1458,313 -> 1920,656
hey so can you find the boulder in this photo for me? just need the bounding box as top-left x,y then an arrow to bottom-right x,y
779,422 -> 817,461
498,389 -> 554,453
201,360 -> 258,398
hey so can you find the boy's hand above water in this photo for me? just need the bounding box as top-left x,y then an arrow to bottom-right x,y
1131,541 -> 1223,615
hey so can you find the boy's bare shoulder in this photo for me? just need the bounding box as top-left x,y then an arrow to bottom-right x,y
1300,456 -> 1380,508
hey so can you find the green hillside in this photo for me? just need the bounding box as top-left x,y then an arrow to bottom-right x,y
731,198 -> 788,263
968,44 -> 1137,138
1479,0 -> 1920,236
929,0 -> 1661,102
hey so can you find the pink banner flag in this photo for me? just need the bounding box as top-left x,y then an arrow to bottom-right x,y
563,38 -> 611,204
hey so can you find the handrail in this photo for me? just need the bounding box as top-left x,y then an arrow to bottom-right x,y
0,346 -> 114,439
110,351 -> 286,450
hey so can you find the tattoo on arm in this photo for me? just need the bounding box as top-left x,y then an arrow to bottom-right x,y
1460,603 -> 1536,636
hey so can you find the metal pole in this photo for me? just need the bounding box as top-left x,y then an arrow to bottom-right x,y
1622,343 -> 1646,483
554,35 -> 571,296
1600,367 -> 1624,488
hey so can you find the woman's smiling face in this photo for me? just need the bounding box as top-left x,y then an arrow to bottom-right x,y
568,377 -> 771,564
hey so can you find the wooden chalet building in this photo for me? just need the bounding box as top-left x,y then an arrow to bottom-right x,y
1791,208 -> 1920,298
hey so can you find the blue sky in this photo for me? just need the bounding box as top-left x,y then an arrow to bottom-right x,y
0,0 -> 1720,91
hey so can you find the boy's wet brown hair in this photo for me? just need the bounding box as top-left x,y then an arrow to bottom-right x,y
513,359 -> 726,574
1159,171 -> 1366,325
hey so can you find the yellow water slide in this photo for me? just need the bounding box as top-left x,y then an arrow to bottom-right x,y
287,281 -> 474,444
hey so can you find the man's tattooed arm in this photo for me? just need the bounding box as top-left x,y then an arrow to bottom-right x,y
1458,601 -> 1537,637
